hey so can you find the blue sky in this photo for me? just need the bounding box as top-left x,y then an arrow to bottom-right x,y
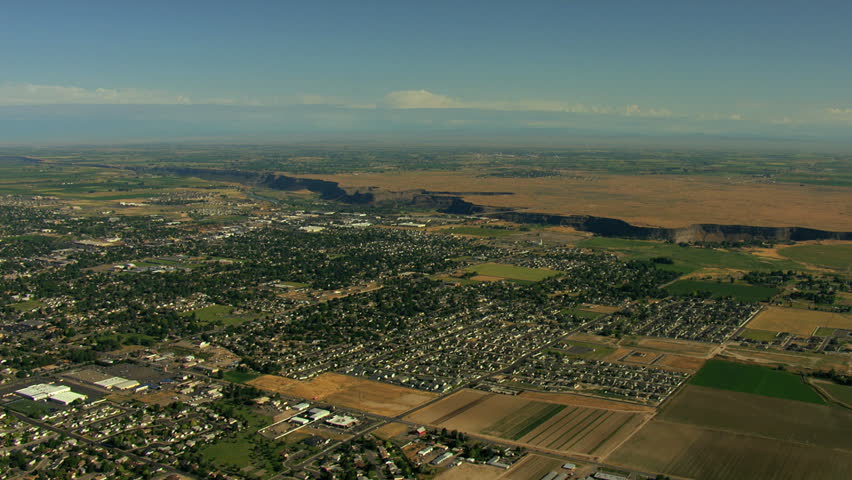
2,0 -> 851,142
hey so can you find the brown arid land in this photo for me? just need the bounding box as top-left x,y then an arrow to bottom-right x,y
303,171 -> 852,230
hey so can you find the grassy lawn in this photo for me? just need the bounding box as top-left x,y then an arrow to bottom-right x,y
579,237 -> 803,272
201,405 -> 277,476
665,280 -> 778,302
223,370 -> 262,384
9,299 -> 46,312
554,341 -> 616,360
814,327 -> 836,337
690,360 -> 825,404
779,243 -> 852,270
738,329 -> 778,342
5,399 -> 54,418
186,304 -> 256,326
465,262 -> 562,281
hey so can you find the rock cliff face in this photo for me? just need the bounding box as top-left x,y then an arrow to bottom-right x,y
143,167 -> 852,243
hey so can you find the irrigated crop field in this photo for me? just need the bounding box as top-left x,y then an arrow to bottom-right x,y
690,360 -> 825,404
778,242 -> 852,270
746,306 -> 852,336
608,384 -> 852,479
609,420 -> 852,480
248,373 -> 436,416
406,389 -> 647,456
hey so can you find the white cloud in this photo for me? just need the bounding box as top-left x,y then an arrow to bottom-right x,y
383,89 -> 672,117
384,90 -> 462,109
0,83 -> 197,105
827,107 -> 852,115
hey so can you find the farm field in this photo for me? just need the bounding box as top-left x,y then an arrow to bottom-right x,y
690,360 -> 825,404
812,380 -> 852,408
464,262 -> 562,282
660,385 -> 852,450
778,242 -> 852,270
247,373 -> 436,416
653,354 -> 706,372
608,420 -> 852,480
581,237 -> 804,273
665,279 -> 778,302
308,170 -> 852,231
746,306 -> 852,336
406,389 -> 647,456
434,462 -> 506,480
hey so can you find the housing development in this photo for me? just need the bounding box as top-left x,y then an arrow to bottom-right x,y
0,148 -> 851,480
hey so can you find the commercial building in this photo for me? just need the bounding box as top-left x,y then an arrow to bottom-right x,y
15,384 -> 71,401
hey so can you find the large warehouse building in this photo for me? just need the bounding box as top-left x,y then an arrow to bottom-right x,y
15,384 -> 71,401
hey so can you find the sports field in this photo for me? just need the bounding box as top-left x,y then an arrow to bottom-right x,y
248,373 -> 436,416
464,263 -> 562,281
746,306 -> 852,336
665,280 -> 778,302
690,360 -> 825,404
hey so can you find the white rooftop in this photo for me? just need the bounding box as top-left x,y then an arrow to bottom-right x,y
16,384 -> 70,398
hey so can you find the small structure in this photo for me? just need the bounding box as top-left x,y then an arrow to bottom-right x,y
326,415 -> 359,428
307,408 -> 331,421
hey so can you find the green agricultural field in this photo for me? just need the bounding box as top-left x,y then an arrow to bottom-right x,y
483,402 -> 565,440
465,262 -> 562,281
814,381 -> 852,407
738,328 -> 778,342
223,370 -> 261,384
665,280 -> 778,302
579,237 -> 803,273
690,360 -> 825,404
779,243 -> 852,270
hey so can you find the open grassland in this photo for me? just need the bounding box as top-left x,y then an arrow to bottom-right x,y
609,420 -> 852,480
464,262 -> 562,281
248,373 -> 436,417
661,386 -> 852,450
443,226 -> 520,237
308,170 -> 852,230
665,279 -> 778,302
690,360 -> 825,404
580,237 -> 802,273
407,389 -> 646,456
779,242 -> 852,270
747,306 -> 852,336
